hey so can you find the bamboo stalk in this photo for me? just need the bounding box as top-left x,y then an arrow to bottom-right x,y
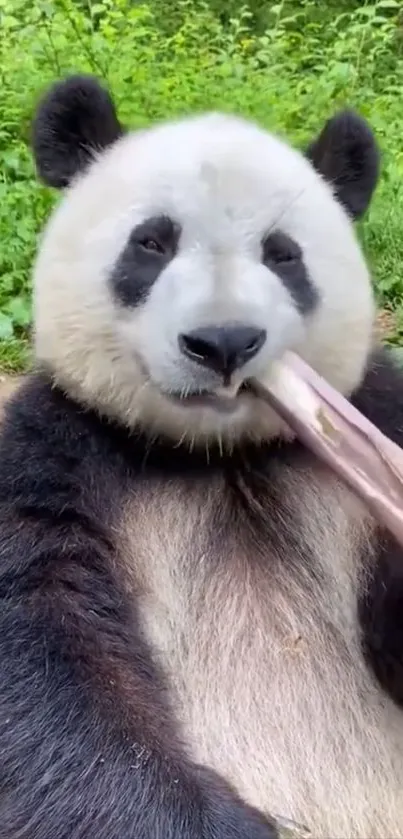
248,352 -> 403,547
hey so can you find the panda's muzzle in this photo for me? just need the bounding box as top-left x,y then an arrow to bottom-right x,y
167,380 -> 253,413
167,387 -> 251,413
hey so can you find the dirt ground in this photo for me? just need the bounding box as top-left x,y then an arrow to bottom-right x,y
374,308 -> 398,340
0,374 -> 20,414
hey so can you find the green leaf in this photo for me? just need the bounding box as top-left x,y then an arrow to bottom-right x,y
5,296 -> 31,327
0,313 -> 14,340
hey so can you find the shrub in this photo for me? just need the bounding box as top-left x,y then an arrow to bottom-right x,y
1,0 -> 403,368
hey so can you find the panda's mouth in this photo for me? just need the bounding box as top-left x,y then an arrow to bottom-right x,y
168,382 -> 250,413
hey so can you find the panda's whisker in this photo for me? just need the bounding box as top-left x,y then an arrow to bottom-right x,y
265,184 -> 309,238
140,428 -> 159,470
174,431 -> 188,450
134,380 -> 150,401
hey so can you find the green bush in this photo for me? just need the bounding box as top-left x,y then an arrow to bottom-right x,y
1,0 -> 403,369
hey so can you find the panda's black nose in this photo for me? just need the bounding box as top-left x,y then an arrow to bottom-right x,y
178,324 -> 267,377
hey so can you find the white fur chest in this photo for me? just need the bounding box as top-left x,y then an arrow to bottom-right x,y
121,468 -> 403,838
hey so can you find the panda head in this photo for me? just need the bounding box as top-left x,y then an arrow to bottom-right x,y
32,75 -> 379,447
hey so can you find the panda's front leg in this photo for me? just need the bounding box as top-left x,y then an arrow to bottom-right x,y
359,530 -> 403,707
352,348 -> 403,706
0,536 -> 278,839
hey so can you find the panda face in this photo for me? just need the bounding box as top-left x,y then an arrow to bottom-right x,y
32,77 -> 379,447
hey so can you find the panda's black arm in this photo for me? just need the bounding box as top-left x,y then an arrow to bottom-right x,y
352,347 -> 403,707
0,375 -> 276,839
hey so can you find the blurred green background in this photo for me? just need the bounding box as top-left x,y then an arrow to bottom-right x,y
1,0 -> 403,371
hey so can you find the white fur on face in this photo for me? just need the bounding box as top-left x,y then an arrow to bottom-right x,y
33,112 -> 375,445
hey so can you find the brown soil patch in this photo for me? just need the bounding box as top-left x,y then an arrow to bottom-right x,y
374,308 -> 398,340
0,374 -> 21,417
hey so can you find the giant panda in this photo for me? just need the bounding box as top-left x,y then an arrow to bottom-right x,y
0,72 -> 403,839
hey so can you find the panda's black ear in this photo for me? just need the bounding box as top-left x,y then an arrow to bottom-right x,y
31,75 -> 123,189
306,110 -> 380,219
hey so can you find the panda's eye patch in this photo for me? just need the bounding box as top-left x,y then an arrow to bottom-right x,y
262,229 -> 319,316
262,231 -> 302,266
110,214 -> 181,308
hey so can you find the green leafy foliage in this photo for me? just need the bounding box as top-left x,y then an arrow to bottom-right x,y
1,0 -> 403,370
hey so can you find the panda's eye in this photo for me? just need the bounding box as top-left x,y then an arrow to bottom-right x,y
262,231 -> 302,266
139,238 -> 165,255
261,229 -> 318,316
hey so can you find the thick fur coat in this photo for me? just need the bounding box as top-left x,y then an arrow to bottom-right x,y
0,75 -> 401,838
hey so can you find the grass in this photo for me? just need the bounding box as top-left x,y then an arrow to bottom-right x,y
1,0 -> 403,372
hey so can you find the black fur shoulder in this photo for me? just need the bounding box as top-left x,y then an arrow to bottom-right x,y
352,346 -> 403,707
0,372 -> 276,839
351,345 -> 403,444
